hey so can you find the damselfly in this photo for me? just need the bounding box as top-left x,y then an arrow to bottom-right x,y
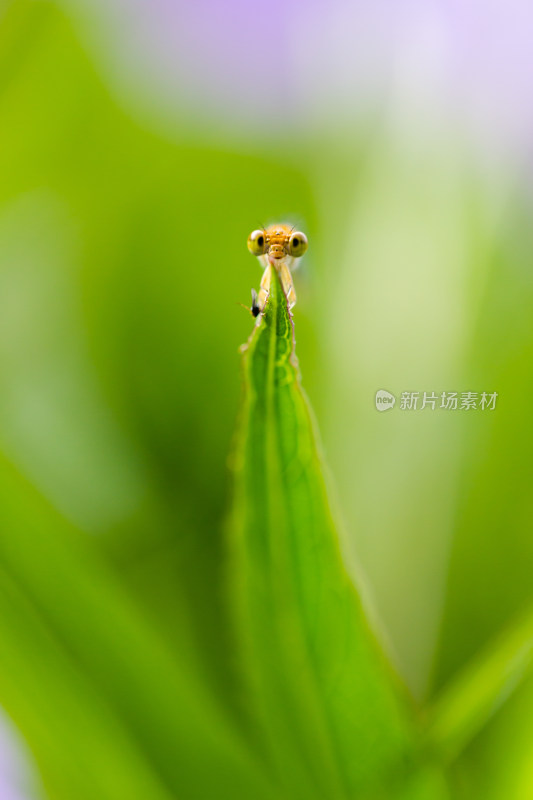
247,224 -> 308,317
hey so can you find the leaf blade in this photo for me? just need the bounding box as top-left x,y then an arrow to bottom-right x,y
230,266 -> 415,798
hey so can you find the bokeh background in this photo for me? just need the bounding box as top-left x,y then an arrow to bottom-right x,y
1,1 -> 533,798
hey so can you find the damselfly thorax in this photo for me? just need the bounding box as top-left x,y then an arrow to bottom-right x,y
247,224 -> 308,317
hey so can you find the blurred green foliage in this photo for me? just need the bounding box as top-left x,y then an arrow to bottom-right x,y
1,2 -> 533,799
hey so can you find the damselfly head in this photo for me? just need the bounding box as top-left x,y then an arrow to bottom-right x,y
247,224 -> 308,262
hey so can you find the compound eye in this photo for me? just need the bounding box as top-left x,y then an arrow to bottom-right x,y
288,231 -> 308,257
247,229 -> 268,256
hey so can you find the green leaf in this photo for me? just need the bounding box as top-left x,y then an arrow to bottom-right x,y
0,457 -> 276,800
229,266 -> 417,799
426,607 -> 533,762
